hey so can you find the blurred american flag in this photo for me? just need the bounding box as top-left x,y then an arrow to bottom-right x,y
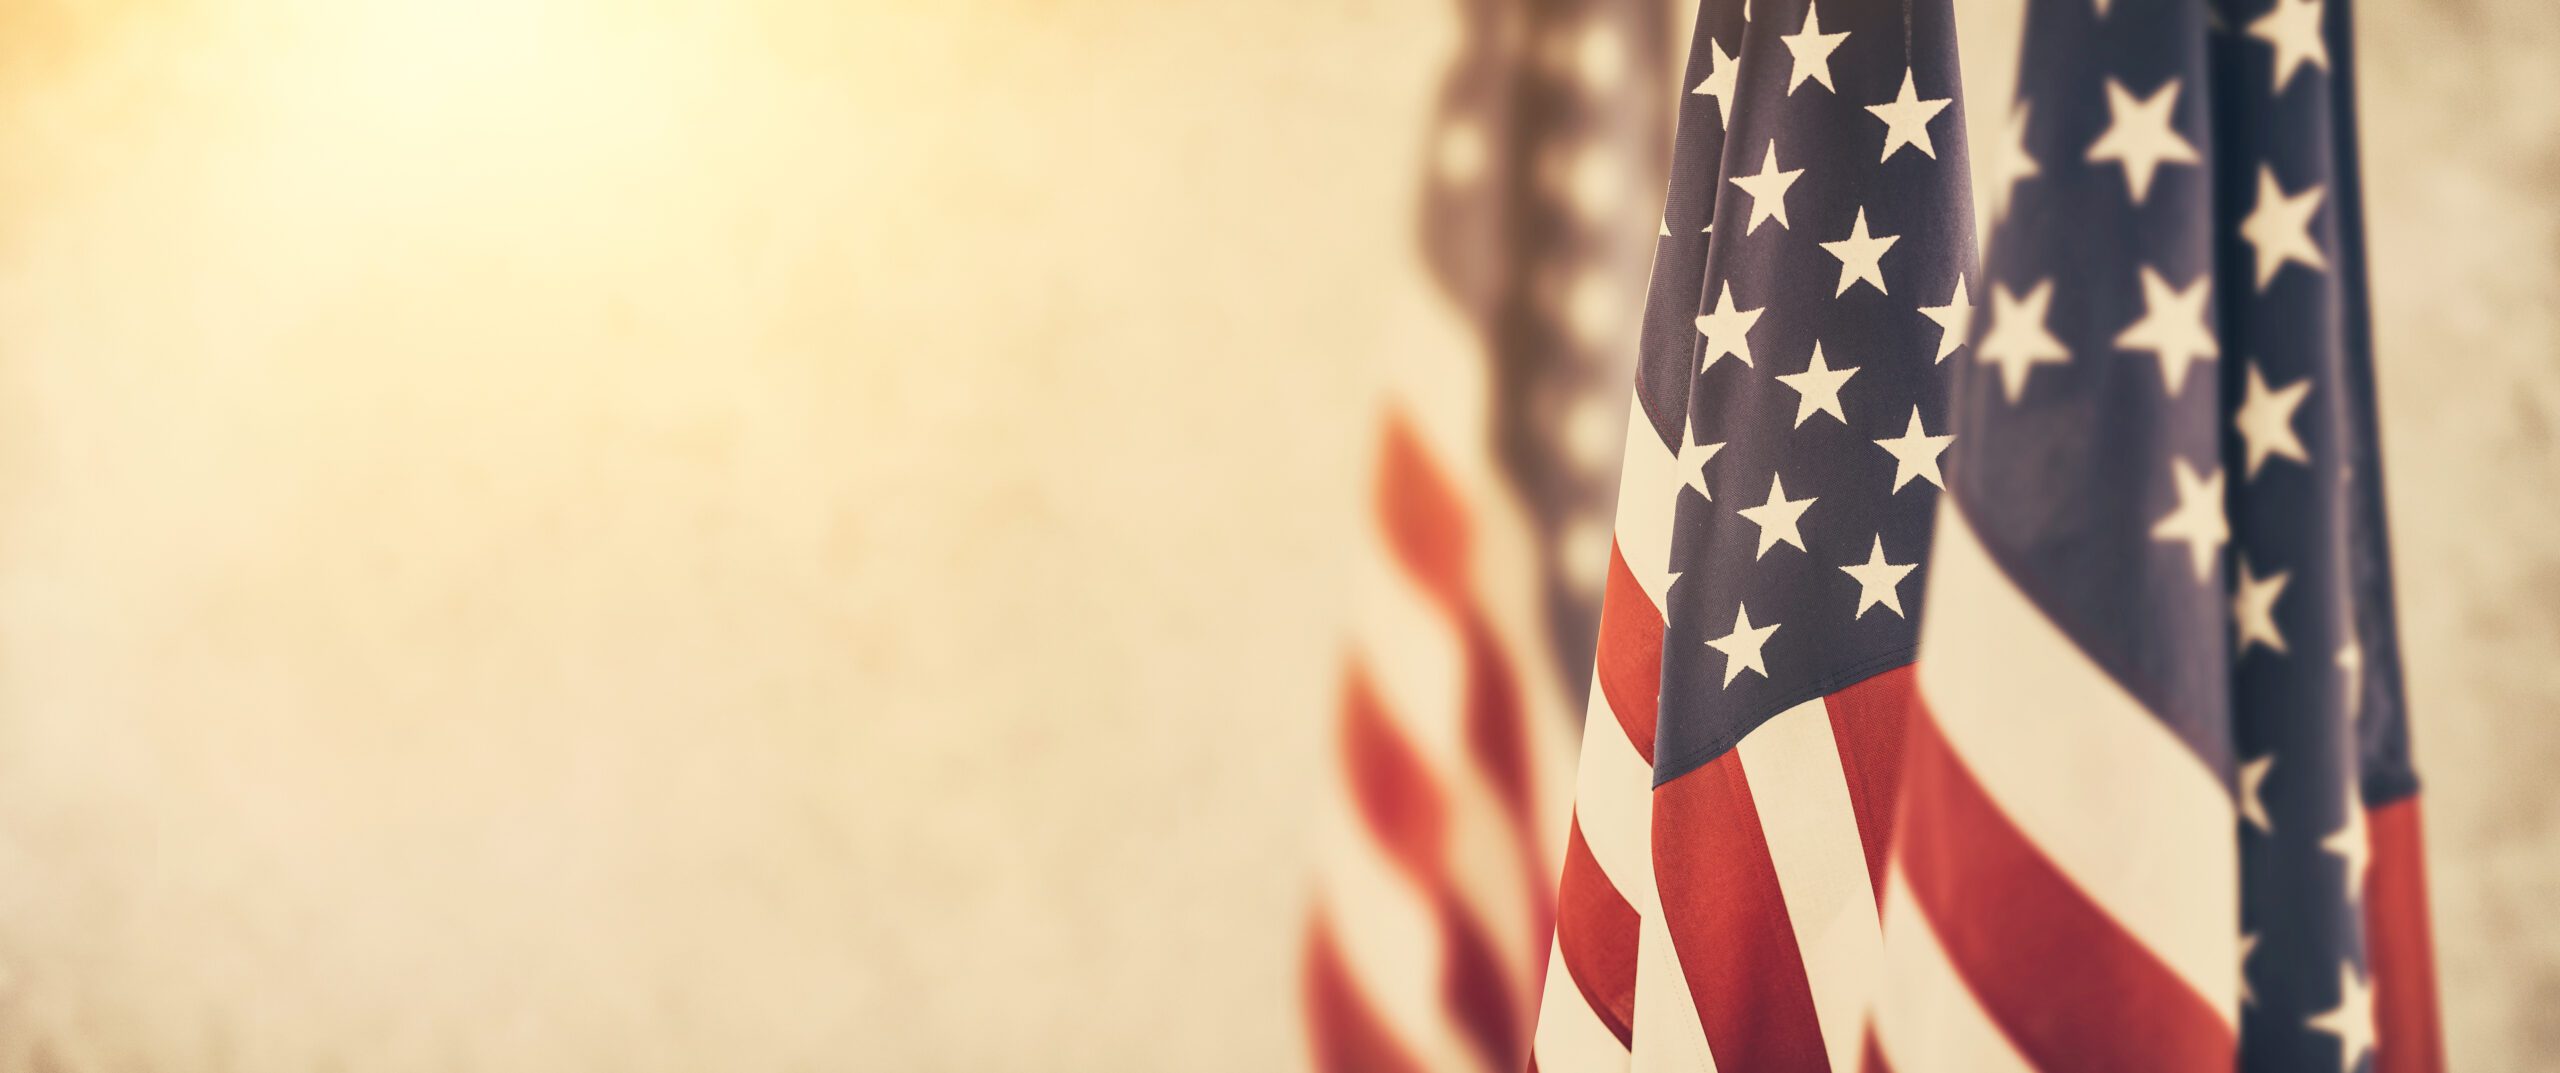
1299,0 -> 1679,1069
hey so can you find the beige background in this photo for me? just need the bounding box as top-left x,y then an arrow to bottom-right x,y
0,0 -> 2547,1070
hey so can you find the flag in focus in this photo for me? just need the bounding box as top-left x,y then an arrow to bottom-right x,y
1531,0 -> 1976,1068
1872,1 -> 2442,1071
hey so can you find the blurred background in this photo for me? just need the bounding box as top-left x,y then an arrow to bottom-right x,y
0,0 -> 2549,1069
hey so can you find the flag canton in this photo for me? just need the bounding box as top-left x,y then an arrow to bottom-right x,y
1635,0 -> 1975,784
1957,0 -> 2416,1068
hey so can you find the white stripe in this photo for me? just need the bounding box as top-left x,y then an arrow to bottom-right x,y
1535,939 -> 1632,1072
1572,669 -> 1658,910
1915,501 -> 2239,1021
1350,541 -> 1465,761
1346,542 -> 1541,988
1312,796 -> 1472,1072
1609,389 -> 1683,608
1736,697 -> 1882,1073
1628,902 -> 1717,1073
1875,869 -> 2035,1073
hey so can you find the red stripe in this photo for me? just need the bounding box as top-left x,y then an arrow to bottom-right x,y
1373,412 -> 1550,938
1554,816 -> 1639,1046
2366,796 -> 2445,1073
1444,889 -> 1528,1070
1595,541 -> 1663,764
1824,665 -> 1914,906
1376,413 -> 1472,615
1652,750 -> 1830,1073
1459,610 -> 1543,884
1340,661 -> 1446,886
1303,910 -> 1429,1073
1895,697 -> 2232,1071
1861,1024 -> 1894,1073
1336,659 -> 1529,1070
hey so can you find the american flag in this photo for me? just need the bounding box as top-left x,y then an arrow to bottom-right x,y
1534,0 -> 2449,1071
1299,1 -> 1679,1071
1871,0 -> 2443,1071
1530,0 -> 1974,1067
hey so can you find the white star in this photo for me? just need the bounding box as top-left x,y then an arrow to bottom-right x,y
2086,78 -> 2200,205
1691,37 -> 1739,129
1781,1 -> 1851,95
1705,604 -> 1782,687
2241,164 -> 2328,290
2239,755 -> 2275,834
1866,68 -> 1953,161
1920,275 -> 1974,363
2150,457 -> 2228,583
1874,406 -> 1954,492
2338,640 -> 2365,720
1979,279 -> 2071,402
1660,217 -> 1671,237
2239,931 -> 2262,1008
2114,266 -> 2219,396
1819,207 -> 1900,296
2250,0 -> 2331,94
1728,141 -> 1806,233
1840,535 -> 1918,619
2092,0 -> 2112,16
2306,961 -> 2376,1073
1737,474 -> 1817,559
2326,787 -> 2371,903
1679,413 -> 1725,501
2233,556 -> 2292,657
1776,343 -> 1861,427
1694,282 -> 1766,370
1990,102 -> 2040,224
2235,362 -> 2314,479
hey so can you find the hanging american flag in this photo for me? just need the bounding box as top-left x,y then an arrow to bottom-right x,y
1299,1 -> 1680,1071
1530,0 -> 1975,1067
1869,1 -> 2444,1071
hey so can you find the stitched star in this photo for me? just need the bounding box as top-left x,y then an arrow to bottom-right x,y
1691,36 -> 1739,128
1990,101 -> 2040,224
1678,413 -> 1724,501
2239,756 -> 2275,834
1819,207 -> 1900,296
1775,343 -> 1860,427
1694,282 -> 1766,371
2250,0 -> 2331,95
1781,1 -> 1851,95
1705,604 -> 1782,687
1873,406 -> 1953,492
1978,279 -> 2070,402
2234,362 -> 2314,478
2233,556 -> 2292,657
1737,474 -> 1817,559
2150,457 -> 2229,583
2241,164 -> 2328,290
1840,536 -> 1918,619
1920,275 -> 1974,363
1728,141 -> 1806,233
2114,266 -> 2219,396
1866,68 -> 1953,161
2306,961 -> 2376,1073
2086,77 -> 2200,205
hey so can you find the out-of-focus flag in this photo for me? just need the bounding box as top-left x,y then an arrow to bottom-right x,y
1871,1 -> 2444,1071
1529,0 -> 1976,1068
1298,2 -> 1682,1071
